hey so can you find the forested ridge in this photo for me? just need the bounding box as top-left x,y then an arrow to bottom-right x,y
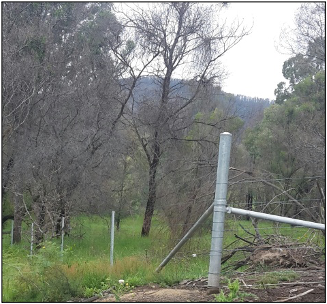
2,2 -> 325,245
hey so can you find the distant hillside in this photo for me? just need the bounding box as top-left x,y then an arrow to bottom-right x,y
218,92 -> 271,124
128,76 -> 272,126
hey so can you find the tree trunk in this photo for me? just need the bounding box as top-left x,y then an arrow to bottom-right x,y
116,159 -> 127,232
35,201 -> 46,247
55,200 -> 66,237
246,193 -> 253,221
115,215 -> 121,231
181,205 -> 193,236
13,195 -> 24,244
141,200 -> 155,237
2,157 -> 14,199
141,139 -> 160,237
13,216 -> 23,244
141,164 -> 157,236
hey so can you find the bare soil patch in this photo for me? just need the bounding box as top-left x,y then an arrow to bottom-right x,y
95,287 -> 206,303
89,266 -> 325,303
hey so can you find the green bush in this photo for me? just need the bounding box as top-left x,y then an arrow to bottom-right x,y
4,241 -> 82,302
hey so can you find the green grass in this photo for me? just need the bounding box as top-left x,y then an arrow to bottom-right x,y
256,270 -> 299,285
2,213 -> 325,302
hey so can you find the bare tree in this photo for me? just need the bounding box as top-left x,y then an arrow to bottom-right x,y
112,2 -> 250,236
279,3 -> 325,68
2,3 -> 128,243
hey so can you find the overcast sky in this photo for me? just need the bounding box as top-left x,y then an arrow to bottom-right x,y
119,2 -> 302,100
220,2 -> 302,100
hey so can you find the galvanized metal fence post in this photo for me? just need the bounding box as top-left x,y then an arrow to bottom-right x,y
11,220 -> 14,246
61,217 -> 65,259
30,223 -> 34,256
110,211 -> 115,265
208,132 -> 232,289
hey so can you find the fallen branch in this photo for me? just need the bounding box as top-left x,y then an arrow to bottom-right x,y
273,288 -> 314,302
81,295 -> 100,302
251,218 -> 264,243
234,234 -> 255,245
239,223 -> 255,237
242,281 -> 325,288
221,246 -> 254,264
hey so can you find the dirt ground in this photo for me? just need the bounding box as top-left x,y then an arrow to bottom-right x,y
84,266 -> 325,303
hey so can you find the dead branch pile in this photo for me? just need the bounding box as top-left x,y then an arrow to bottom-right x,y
222,224 -> 324,271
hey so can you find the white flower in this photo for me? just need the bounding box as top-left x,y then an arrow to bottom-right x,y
119,279 -> 125,285
192,254 -> 197,258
